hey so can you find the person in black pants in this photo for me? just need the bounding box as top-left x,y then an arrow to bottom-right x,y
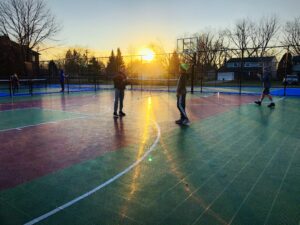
255,67 -> 275,108
10,73 -> 19,94
59,69 -> 66,92
176,64 -> 190,126
113,72 -> 127,118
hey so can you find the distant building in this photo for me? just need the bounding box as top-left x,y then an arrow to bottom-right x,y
217,56 -> 277,81
0,35 -> 40,78
292,56 -> 300,76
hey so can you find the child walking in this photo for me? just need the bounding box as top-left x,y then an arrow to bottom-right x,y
255,67 -> 275,108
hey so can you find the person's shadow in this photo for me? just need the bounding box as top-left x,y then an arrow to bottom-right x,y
60,94 -> 66,111
257,106 -> 275,140
258,106 -> 274,126
113,117 -> 125,146
175,124 -> 191,153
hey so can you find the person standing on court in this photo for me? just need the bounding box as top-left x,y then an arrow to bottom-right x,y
176,63 -> 190,125
254,66 -> 275,108
113,71 -> 127,118
10,73 -> 20,94
59,69 -> 67,92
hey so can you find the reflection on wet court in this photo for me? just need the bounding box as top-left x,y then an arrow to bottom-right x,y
0,90 -> 299,225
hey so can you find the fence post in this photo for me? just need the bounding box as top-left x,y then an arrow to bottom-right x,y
191,52 -> 196,94
239,48 -> 244,95
9,79 -> 12,97
283,46 -> 290,97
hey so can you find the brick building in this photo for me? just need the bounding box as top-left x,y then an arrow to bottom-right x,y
0,35 -> 40,78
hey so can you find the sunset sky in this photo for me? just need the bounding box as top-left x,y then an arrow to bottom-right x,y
42,0 -> 300,60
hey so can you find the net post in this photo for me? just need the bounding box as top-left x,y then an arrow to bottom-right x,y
239,48 -> 244,95
191,52 -> 196,94
283,46 -> 290,97
9,79 -> 12,97
29,79 -> 33,96
94,73 -> 96,92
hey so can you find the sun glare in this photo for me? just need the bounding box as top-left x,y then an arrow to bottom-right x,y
139,48 -> 155,62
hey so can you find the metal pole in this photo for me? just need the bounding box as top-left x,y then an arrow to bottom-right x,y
168,53 -> 170,92
29,79 -> 33,96
9,79 -> 12,97
94,72 -> 96,92
201,70 -> 203,93
191,52 -> 196,94
67,77 -> 70,94
283,46 -> 289,97
130,55 -> 133,90
239,48 -> 244,95
140,56 -> 143,91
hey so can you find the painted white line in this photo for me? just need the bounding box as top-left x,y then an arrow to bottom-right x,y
0,107 -> 41,113
38,107 -> 94,117
24,120 -> 161,225
39,107 -> 114,118
0,117 -> 87,133
190,97 -> 286,107
190,103 -> 242,106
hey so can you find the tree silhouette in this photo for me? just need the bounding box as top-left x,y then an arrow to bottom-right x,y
0,0 -> 59,74
277,53 -> 293,79
116,48 -> 125,72
168,51 -> 181,77
106,50 -> 117,76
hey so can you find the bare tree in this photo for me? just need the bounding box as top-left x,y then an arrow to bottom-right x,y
196,31 -> 228,70
0,0 -> 59,61
226,16 -> 279,58
255,15 -> 279,57
148,42 -> 170,71
226,19 -> 256,57
283,17 -> 300,55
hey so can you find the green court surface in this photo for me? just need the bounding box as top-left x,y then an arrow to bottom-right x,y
0,108 -> 84,131
0,91 -> 299,225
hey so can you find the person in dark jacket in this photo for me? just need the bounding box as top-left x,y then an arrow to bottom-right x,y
176,63 -> 190,125
113,72 -> 127,118
59,69 -> 67,92
254,67 -> 275,108
10,73 -> 20,94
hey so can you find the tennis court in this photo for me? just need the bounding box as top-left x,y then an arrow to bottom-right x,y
0,90 -> 299,225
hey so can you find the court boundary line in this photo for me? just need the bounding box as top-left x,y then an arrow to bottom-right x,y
24,120 -> 161,225
0,106 -> 98,133
0,116 -> 88,133
189,97 -> 285,107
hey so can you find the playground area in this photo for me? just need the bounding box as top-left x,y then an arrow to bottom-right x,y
0,90 -> 299,225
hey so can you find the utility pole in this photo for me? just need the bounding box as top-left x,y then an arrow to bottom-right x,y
191,52 -> 196,94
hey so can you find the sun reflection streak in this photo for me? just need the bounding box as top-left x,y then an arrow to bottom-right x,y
120,95 -> 226,224
121,96 -> 154,217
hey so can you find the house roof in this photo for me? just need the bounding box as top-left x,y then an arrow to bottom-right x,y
0,35 -> 39,55
218,66 -> 261,73
227,56 -> 275,63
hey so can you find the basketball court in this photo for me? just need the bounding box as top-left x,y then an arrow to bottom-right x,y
0,90 -> 299,225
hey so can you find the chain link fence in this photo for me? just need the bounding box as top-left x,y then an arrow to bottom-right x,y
1,46 -> 299,97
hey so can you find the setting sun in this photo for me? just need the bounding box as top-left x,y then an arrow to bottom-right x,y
139,48 -> 155,62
